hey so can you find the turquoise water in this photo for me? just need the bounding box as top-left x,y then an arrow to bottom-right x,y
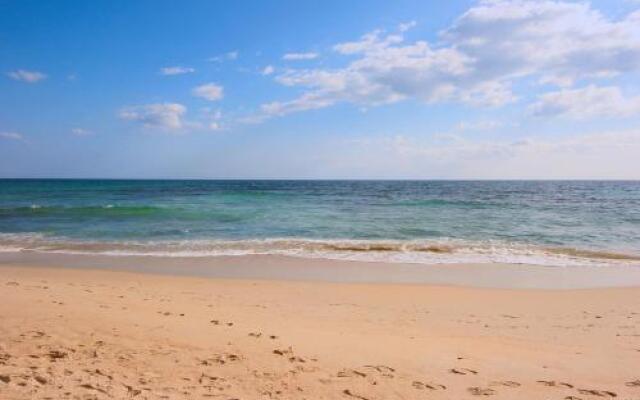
1,179 -> 639,266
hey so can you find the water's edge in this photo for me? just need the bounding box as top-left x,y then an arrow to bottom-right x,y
2,252 -> 640,289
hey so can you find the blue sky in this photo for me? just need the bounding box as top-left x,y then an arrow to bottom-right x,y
1,0 -> 640,179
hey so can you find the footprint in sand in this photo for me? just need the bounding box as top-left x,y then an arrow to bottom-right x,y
449,368 -> 478,375
626,380 -> 640,387
362,365 -> 395,378
47,350 -> 68,361
342,389 -> 369,400
412,380 -> 446,390
468,387 -> 496,396
199,353 -> 240,365
337,369 -> 367,378
577,389 -> 617,397
272,348 -> 293,357
490,381 -> 521,388
0,353 -> 11,365
537,380 -> 574,388
78,383 -> 109,395
363,365 -> 395,374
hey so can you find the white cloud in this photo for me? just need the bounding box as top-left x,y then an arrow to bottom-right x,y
256,1 -> 640,120
398,20 -> 417,32
119,103 -> 187,130
7,69 -> 47,83
282,52 -> 319,61
530,85 -> 640,118
199,108 -> 224,131
208,51 -> 239,62
192,83 -> 224,101
261,65 -> 275,75
329,129 -> 640,179
444,0 -> 640,86
455,120 -> 504,131
260,92 -> 335,117
160,66 -> 195,76
0,132 -> 24,140
71,128 -> 93,136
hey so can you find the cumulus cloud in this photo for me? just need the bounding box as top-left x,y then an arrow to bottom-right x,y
261,65 -> 275,75
255,0 -> 640,120
160,66 -> 195,76
192,83 -> 224,101
7,69 -> 47,83
0,132 -> 24,140
444,0 -> 640,86
119,103 -> 187,130
529,85 -> 640,118
282,52 -> 319,60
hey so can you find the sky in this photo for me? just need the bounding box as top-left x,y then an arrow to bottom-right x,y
1,0 -> 640,179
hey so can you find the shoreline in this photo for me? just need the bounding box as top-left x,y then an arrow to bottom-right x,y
1,262 -> 639,399
2,251 -> 640,289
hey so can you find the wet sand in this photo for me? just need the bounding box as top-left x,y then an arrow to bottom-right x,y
0,256 -> 639,399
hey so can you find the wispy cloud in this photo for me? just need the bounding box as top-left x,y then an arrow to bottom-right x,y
199,108 -> 224,131
332,129 -> 640,179
455,120 -> 505,132
71,128 -> 93,136
119,103 -> 187,131
529,85 -> 640,119
160,66 -> 195,76
0,132 -> 24,140
7,69 -> 47,83
282,52 -> 318,61
192,83 -> 224,101
398,20 -> 417,32
208,51 -> 239,62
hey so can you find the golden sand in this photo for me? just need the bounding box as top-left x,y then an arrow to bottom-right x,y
1,262 -> 639,399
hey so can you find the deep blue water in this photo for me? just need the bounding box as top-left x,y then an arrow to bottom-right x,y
1,179 -> 639,266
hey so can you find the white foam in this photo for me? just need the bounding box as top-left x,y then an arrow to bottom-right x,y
1,234 -> 639,268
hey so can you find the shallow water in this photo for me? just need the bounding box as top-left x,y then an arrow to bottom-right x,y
1,179 -> 639,267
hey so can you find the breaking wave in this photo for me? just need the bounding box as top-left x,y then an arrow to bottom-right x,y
1,233 -> 638,267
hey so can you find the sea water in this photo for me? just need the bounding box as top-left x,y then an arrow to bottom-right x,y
1,179 -> 639,267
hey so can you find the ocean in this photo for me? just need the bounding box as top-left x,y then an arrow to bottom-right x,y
0,179 -> 639,267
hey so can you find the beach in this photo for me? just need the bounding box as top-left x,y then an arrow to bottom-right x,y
4,0 -> 640,396
1,255 -> 639,399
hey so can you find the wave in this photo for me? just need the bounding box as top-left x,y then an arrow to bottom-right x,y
0,233 -> 639,267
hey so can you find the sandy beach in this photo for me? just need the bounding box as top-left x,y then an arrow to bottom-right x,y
4,0 -> 640,396
1,256 -> 639,399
